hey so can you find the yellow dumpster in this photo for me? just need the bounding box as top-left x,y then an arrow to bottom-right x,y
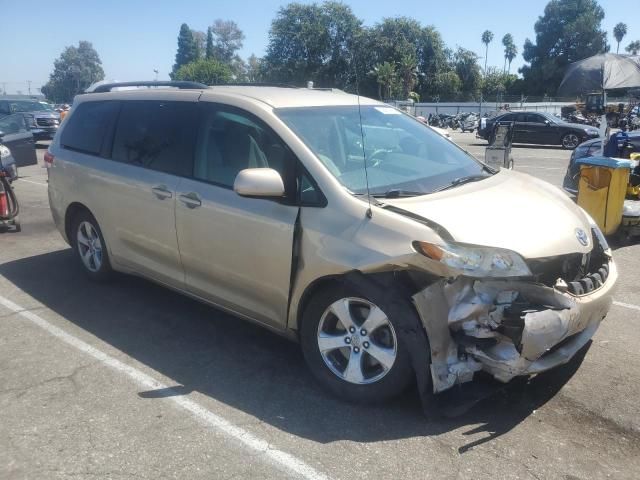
576,156 -> 632,235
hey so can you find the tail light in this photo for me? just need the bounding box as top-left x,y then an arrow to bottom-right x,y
44,150 -> 55,168
0,191 -> 8,218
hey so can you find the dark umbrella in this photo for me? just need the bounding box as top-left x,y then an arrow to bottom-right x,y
557,53 -> 640,97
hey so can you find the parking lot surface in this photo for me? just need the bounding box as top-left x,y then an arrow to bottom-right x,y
2,135 -> 640,479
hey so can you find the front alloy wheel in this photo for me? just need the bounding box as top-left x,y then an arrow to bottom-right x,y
562,133 -> 580,149
301,286 -> 415,404
317,297 -> 397,385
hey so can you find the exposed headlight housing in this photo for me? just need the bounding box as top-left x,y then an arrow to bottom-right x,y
0,145 -> 10,159
413,240 -> 532,277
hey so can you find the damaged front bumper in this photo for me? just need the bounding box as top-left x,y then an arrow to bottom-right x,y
412,259 -> 617,393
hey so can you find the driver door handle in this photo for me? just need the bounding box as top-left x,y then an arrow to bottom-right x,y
151,185 -> 173,200
179,192 -> 202,209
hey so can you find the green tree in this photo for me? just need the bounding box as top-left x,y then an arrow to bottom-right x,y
613,23 -> 627,54
433,70 -> 461,99
482,67 -> 518,97
454,47 -> 482,99
209,19 -> 245,64
481,30 -> 494,73
206,27 -> 214,59
173,58 -> 233,85
626,40 -> 640,55
262,2 -> 362,88
246,54 -> 262,82
192,30 -> 206,60
171,23 -> 198,79
41,41 -> 104,103
521,0 -> 608,95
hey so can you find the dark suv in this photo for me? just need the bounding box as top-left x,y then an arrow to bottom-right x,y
478,111 -> 600,149
562,132 -> 640,194
0,99 -> 60,141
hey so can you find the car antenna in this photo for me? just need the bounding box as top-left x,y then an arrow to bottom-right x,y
352,56 -> 373,219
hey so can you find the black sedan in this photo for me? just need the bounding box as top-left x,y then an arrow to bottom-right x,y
478,111 -> 600,149
562,131 -> 640,194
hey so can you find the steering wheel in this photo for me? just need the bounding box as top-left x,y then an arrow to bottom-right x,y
366,148 -> 388,167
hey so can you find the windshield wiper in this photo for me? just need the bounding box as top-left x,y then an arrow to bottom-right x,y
432,174 -> 490,193
373,189 -> 425,198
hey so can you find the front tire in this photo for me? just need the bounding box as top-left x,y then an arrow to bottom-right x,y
71,211 -> 113,281
561,133 -> 581,149
300,285 -> 415,404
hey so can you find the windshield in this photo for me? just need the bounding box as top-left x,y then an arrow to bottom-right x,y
9,101 -> 52,113
276,105 -> 488,196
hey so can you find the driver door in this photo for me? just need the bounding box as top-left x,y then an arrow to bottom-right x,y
175,103 -> 299,328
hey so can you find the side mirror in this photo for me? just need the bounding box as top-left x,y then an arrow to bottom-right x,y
234,168 -> 285,198
544,120 -> 551,126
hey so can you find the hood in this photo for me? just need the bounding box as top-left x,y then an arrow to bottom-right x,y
384,169 -> 593,259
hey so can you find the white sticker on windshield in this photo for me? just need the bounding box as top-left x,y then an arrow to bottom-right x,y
374,107 -> 401,115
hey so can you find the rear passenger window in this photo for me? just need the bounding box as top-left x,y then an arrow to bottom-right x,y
111,101 -> 197,176
60,101 -> 120,156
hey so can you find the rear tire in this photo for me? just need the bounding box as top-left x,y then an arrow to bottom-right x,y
71,211 -> 113,281
561,133 -> 581,149
300,284 -> 416,404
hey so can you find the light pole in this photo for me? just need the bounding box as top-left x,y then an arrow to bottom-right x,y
153,69 -> 158,81
27,80 -> 32,95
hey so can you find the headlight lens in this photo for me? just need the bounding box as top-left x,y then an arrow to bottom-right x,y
0,145 -> 10,158
413,241 -> 532,277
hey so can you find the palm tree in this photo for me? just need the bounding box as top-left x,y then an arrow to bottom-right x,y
505,43 -> 518,74
371,62 -> 397,100
481,30 -> 494,74
613,23 -> 627,54
398,53 -> 418,99
502,34 -> 514,73
626,40 -> 640,55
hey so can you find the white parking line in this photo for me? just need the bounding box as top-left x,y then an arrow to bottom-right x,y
0,295 -> 330,480
18,178 -> 48,186
613,301 -> 640,312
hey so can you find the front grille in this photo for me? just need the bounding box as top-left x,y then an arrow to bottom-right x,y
36,118 -> 56,127
527,228 -> 609,295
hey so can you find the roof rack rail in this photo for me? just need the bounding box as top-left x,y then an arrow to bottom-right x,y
91,81 -> 208,93
210,82 -> 298,89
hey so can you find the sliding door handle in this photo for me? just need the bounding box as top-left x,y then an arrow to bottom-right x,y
151,185 -> 173,199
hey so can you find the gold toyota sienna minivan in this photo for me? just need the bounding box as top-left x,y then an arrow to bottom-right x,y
47,82 -> 617,404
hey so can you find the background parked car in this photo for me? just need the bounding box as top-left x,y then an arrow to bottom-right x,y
562,131 -> 640,194
0,99 -> 60,141
0,114 -> 37,168
478,111 -> 600,149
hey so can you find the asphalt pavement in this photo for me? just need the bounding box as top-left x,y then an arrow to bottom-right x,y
1,136 -> 639,480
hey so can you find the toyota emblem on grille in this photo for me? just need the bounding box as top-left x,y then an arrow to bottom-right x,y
575,228 -> 589,247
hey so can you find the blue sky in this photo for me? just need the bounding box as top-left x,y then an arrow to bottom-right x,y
1,0 -> 637,94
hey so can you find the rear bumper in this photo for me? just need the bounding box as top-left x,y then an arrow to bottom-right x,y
413,258 -> 617,392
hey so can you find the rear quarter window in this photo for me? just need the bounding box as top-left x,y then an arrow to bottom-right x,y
60,101 -> 120,156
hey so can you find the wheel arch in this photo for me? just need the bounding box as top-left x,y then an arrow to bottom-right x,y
64,202 -> 94,244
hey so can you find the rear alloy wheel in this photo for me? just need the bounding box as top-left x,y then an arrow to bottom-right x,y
72,211 -> 113,281
301,286 -> 415,404
562,133 -> 581,149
